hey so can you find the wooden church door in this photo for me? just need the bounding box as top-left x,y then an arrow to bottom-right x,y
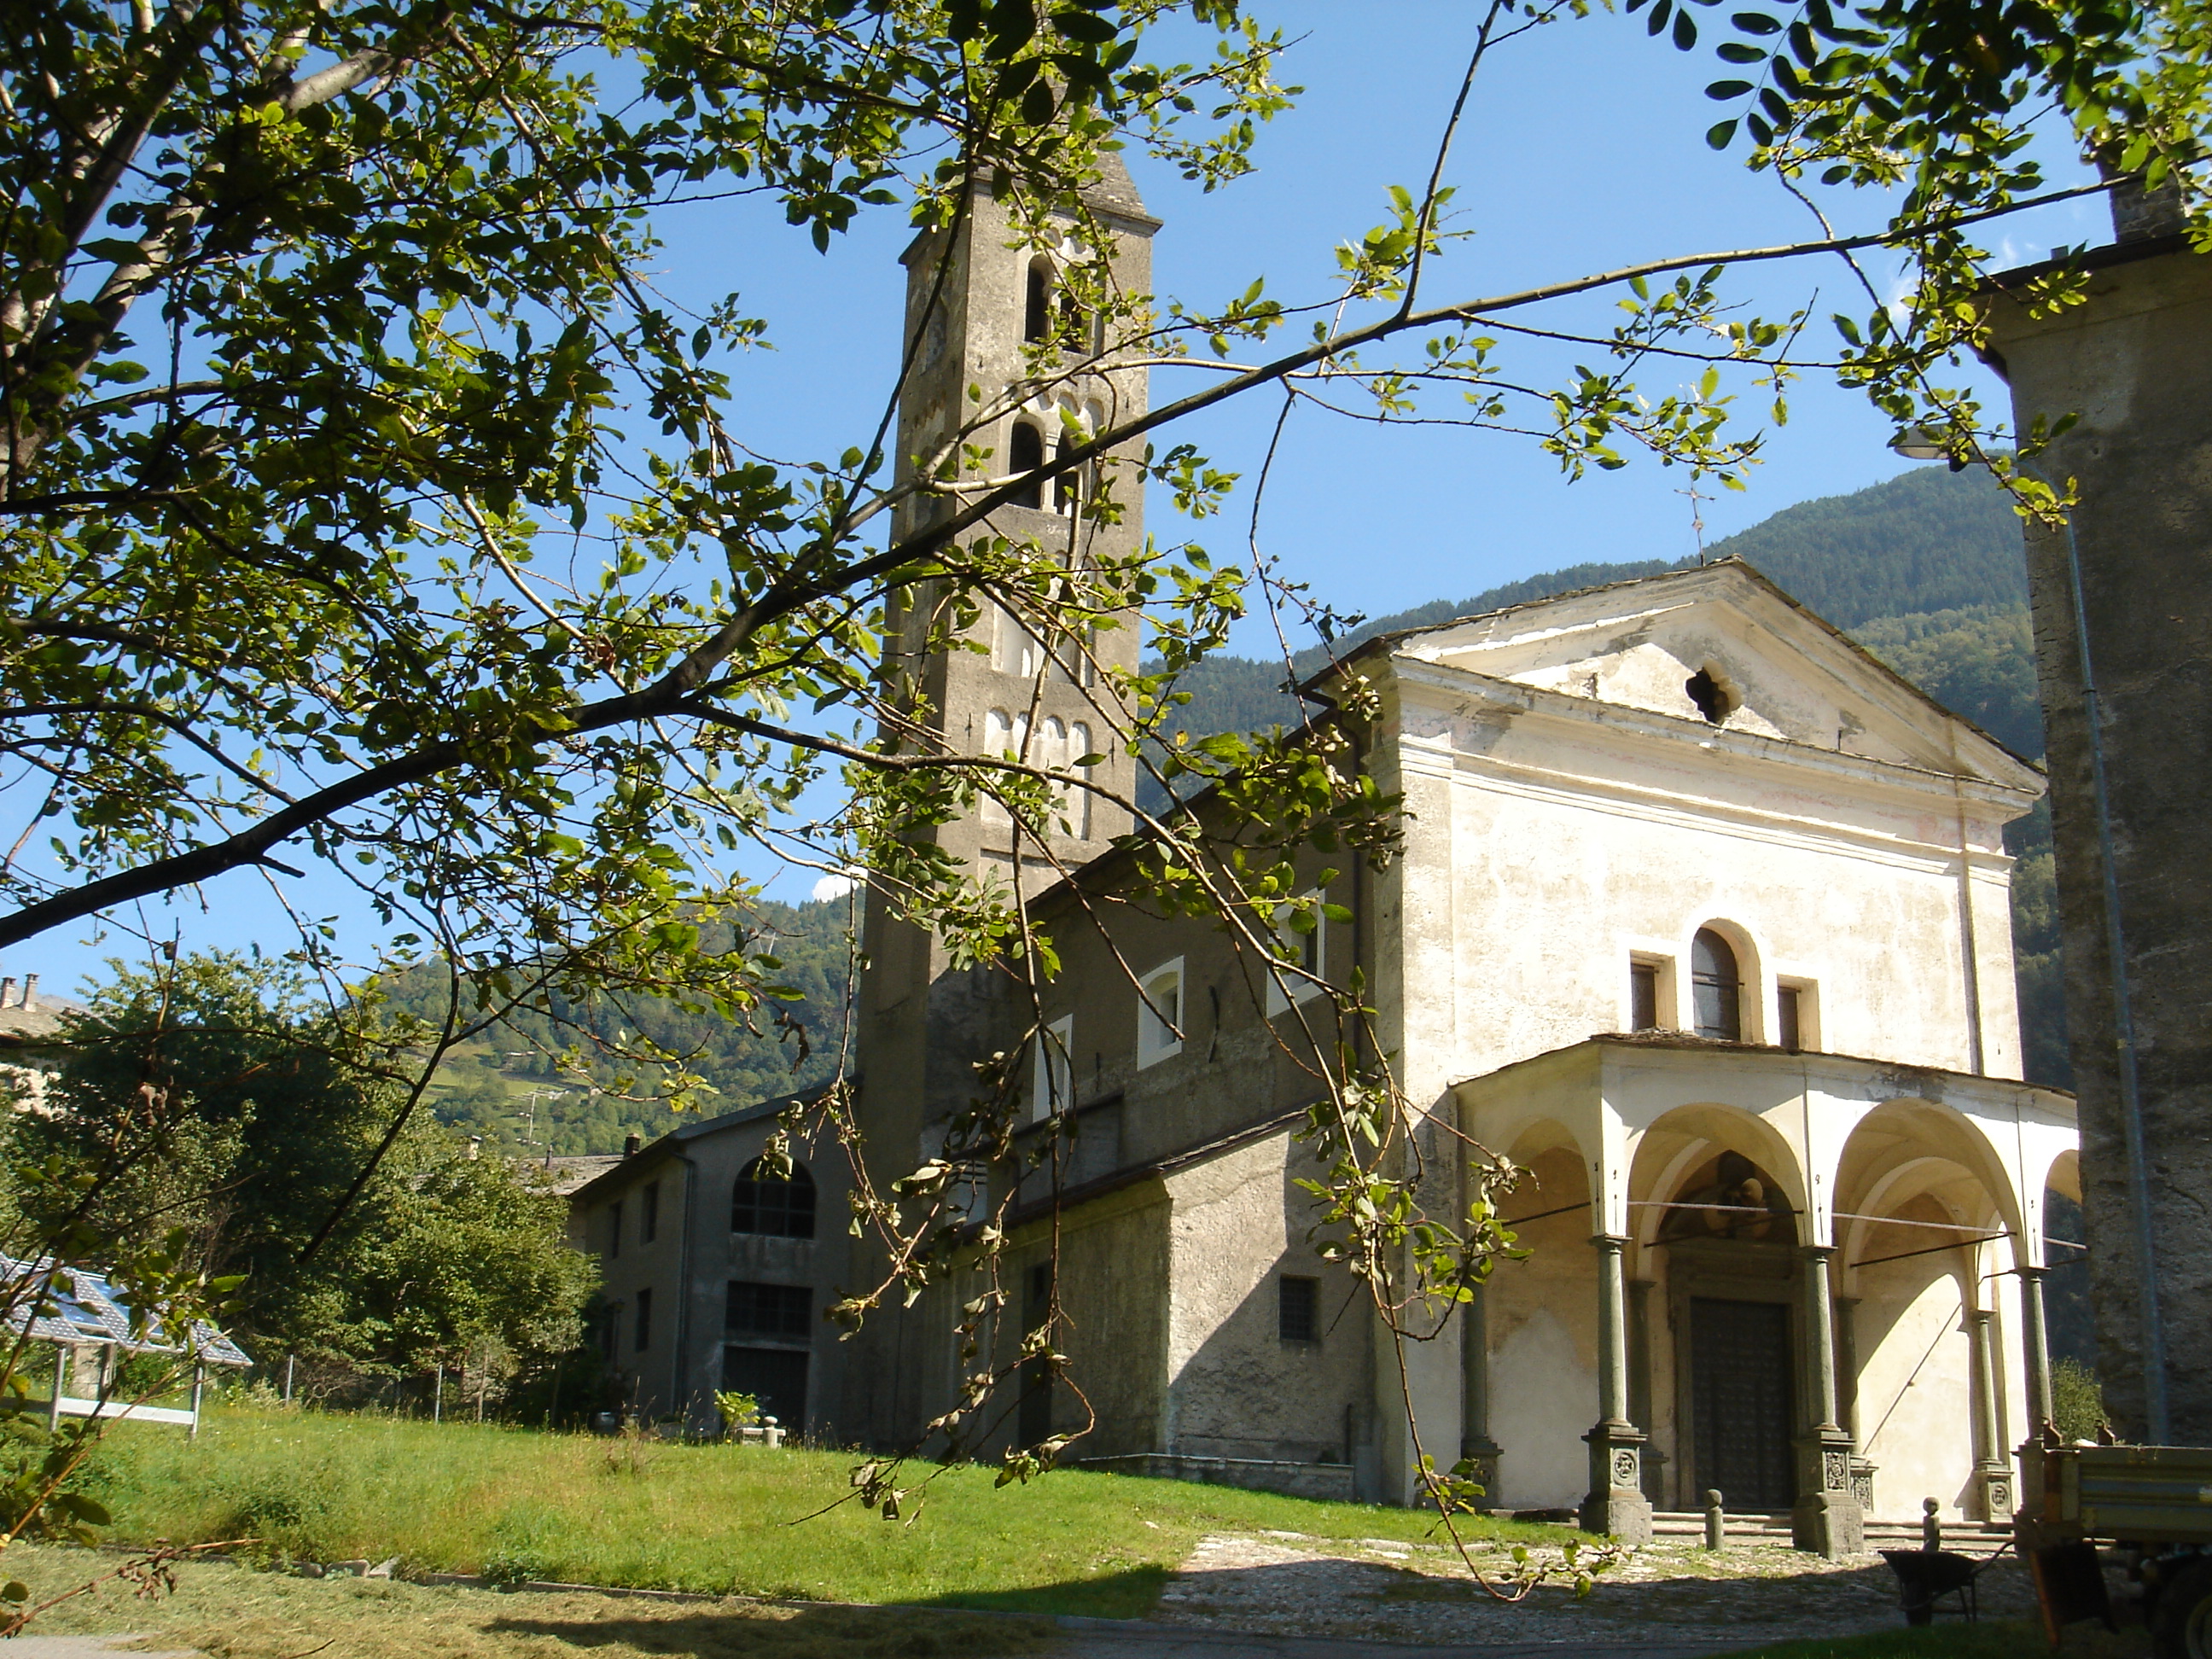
1690,1297 -> 1796,1511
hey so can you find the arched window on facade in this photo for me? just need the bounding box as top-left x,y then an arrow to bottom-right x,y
1009,421 -> 1045,509
732,1156 -> 816,1238
1024,257 -> 1053,344
981,707 -> 1025,826
1066,722 -> 1093,838
1691,928 -> 1743,1040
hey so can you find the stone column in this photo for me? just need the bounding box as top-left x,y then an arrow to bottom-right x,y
1460,1280 -> 1502,1499
1792,1247 -> 1865,1556
1969,1308 -> 2015,1520
1580,1236 -> 1652,1543
1627,1278 -> 1668,1505
2016,1266 -> 2058,1517
1836,1295 -> 1876,1514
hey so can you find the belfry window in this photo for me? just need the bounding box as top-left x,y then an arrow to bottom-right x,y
1024,258 -> 1052,344
1137,959 -> 1184,1068
1008,422 -> 1045,509
1053,434 -> 1079,515
1691,928 -> 1743,1040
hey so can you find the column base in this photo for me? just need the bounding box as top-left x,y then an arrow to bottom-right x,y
1581,1426 -> 1652,1545
1976,1462 -> 2015,1523
1793,1434 -> 1865,1557
1458,1436 -> 1502,1505
1790,1487 -> 1866,1557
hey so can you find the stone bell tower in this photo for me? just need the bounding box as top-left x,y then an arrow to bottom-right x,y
846,160 -> 1159,1442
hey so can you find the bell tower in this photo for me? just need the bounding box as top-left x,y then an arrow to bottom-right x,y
847,161 -> 1158,1441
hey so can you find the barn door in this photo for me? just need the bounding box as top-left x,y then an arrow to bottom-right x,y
1690,1297 -> 1796,1511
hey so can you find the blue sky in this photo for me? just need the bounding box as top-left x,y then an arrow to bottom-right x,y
16,1 -> 2113,998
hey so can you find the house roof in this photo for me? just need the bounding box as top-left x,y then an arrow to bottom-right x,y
1307,556 -> 2040,783
563,1087 -> 821,1207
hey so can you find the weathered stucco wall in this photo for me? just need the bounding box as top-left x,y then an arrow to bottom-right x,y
1854,1262 -> 1979,1521
1162,1130 -> 1369,1470
1986,242 -> 2212,1442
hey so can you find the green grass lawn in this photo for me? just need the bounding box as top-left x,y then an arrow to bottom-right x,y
77,1404 -> 1567,1618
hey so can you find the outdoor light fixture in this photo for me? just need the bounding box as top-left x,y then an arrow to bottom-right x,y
1889,427 -> 1964,466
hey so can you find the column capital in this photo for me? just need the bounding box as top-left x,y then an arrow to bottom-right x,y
1798,1243 -> 1839,1264
1588,1233 -> 1632,1250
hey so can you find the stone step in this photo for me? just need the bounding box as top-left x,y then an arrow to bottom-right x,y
1647,1511 -> 2012,1546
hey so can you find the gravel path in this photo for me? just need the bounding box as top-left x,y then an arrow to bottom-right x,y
1122,1528 -> 2036,1650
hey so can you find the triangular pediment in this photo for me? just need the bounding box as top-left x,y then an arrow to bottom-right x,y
1380,561 -> 2038,787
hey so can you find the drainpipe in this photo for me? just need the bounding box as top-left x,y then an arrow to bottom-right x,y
672,1152 -> 700,1430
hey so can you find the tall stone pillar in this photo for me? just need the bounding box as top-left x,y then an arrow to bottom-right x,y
1792,1246 -> 1864,1556
1580,1236 -> 1652,1543
1460,1280 -> 1502,1499
1627,1278 -> 1668,1506
2016,1266 -> 2057,1515
1969,1308 -> 2015,1520
1982,216 -> 2212,1445
1836,1295 -> 1876,1513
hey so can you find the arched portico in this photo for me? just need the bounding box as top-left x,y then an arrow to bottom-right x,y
1457,1037 -> 2074,1553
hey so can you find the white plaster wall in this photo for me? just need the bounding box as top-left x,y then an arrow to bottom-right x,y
1482,1145 -> 1600,1511
1855,1266 -> 1979,1521
1410,685 -> 2026,1085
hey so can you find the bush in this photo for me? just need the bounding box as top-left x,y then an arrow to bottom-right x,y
2052,1357 -> 2109,1442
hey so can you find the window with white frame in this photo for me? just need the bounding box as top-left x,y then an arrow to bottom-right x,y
1776,979 -> 1817,1051
992,606 -> 1039,679
1032,1014 -> 1074,1121
1266,891 -> 1327,1014
1136,960 -> 1184,1068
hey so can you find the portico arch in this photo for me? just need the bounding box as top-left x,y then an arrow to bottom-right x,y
1834,1098 -> 2023,1523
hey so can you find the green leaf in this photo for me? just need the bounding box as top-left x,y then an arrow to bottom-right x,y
1731,10 -> 1783,31
1705,118 -> 1740,148
1673,9 -> 1698,49
1708,79 -> 1755,98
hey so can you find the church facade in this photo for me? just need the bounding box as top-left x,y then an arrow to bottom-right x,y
572,162 -> 2079,1551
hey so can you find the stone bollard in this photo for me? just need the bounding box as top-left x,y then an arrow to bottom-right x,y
1703,1489 -> 1726,1551
1921,1497 -> 1941,1553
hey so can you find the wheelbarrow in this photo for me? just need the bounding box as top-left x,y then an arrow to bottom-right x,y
1878,1541 -> 2014,1626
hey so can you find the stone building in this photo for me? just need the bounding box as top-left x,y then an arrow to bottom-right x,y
574,162 -> 2080,1550
1981,201 -> 2212,1447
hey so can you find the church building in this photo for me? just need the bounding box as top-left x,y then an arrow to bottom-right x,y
570,160 -> 2079,1554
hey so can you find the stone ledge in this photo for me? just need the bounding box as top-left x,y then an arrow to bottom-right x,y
1074,1452 -> 1356,1503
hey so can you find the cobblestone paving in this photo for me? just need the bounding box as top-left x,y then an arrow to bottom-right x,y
1146,1530 -> 2037,1649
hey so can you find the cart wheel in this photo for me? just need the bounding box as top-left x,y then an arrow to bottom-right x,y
2152,1558 -> 2212,1659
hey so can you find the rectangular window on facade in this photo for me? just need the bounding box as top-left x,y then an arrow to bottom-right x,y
635,1286 -> 652,1352
727,1280 -> 812,1340
642,1181 -> 660,1244
1278,1275 -> 1318,1342
1032,1014 -> 1074,1121
1777,981 -> 1816,1051
1266,891 -> 1328,1015
1630,962 -> 1660,1031
608,1200 -> 622,1259
1136,959 -> 1184,1068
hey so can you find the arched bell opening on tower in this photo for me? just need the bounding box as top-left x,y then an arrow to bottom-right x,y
1008,421 -> 1045,509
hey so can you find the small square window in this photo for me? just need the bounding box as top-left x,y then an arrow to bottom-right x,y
1278,1275 -> 1318,1343
1777,981 -> 1817,1051
1137,960 -> 1184,1068
1630,963 -> 1659,1031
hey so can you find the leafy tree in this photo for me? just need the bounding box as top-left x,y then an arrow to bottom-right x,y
0,0 -> 2199,1555
19,952 -> 596,1378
